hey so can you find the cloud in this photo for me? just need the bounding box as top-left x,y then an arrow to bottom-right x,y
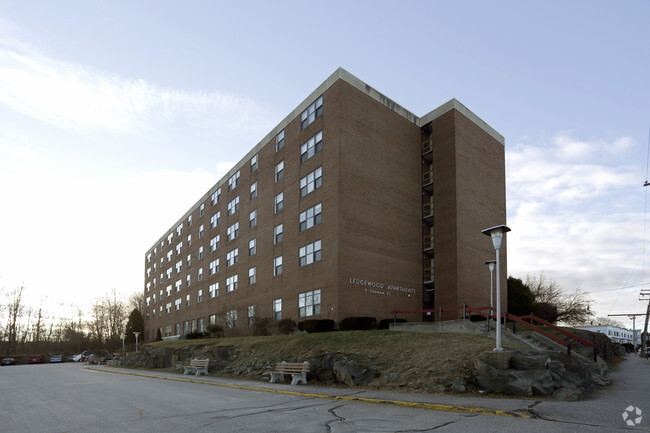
0,36 -> 267,135
506,132 -> 644,321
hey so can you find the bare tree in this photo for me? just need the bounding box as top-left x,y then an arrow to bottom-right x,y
128,291 -> 145,314
525,273 -> 593,325
4,286 -> 26,354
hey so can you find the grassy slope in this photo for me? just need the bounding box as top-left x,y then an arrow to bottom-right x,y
147,330 -> 523,392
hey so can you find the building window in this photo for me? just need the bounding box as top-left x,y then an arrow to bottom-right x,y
176,223 -> 183,236
251,154 -> 258,172
166,268 -> 172,280
249,210 -> 257,228
300,166 -> 322,197
209,258 -> 219,275
299,203 -> 322,232
226,309 -> 237,329
165,325 -> 172,337
227,222 -> 239,241
199,246 -> 204,260
226,275 -> 238,292
176,242 -> 183,255
167,251 -> 172,262
248,267 -> 256,285
167,233 -> 173,245
248,238 -> 256,256
273,299 -> 282,321
174,298 -> 181,311
299,240 -> 322,267
211,188 -> 221,206
274,256 -> 283,276
166,302 -> 172,314
227,196 -> 240,216
200,203 -> 205,217
209,314 -> 217,325
227,248 -> 239,267
185,294 -> 190,307
210,235 -> 220,252
248,305 -> 255,326
250,181 -> 257,200
209,282 -> 219,298
146,296 -> 151,307
198,268 -> 203,281
187,234 -> 191,247
186,275 -> 191,287
274,192 -> 283,213
300,130 -> 323,163
188,215 -> 192,227
299,289 -> 321,317
276,130 -> 284,151
199,224 -> 204,238
274,224 -> 283,244
166,285 -> 172,297
210,211 -> 221,229
300,96 -> 323,130
175,280 -> 182,292
147,253 -> 152,263
198,289 -> 203,303
275,161 -> 284,182
228,170 -> 240,191
175,260 -> 182,274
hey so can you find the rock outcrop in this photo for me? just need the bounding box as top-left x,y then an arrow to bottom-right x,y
473,349 -> 610,401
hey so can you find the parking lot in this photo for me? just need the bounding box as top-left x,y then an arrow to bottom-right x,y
0,358 -> 648,432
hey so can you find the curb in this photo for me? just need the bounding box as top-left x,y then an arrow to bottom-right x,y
84,366 -> 533,419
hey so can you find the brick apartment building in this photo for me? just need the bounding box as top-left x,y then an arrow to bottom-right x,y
143,68 -> 507,341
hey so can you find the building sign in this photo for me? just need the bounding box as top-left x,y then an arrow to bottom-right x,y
348,277 -> 416,296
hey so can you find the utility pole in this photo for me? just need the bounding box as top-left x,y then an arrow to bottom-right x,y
641,290 -> 650,358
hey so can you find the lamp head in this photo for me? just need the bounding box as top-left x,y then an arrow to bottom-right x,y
485,260 -> 496,272
481,225 -> 511,250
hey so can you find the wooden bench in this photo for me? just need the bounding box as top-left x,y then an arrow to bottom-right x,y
269,361 -> 309,385
183,358 -> 209,376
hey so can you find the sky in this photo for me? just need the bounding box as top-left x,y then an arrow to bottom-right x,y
0,0 -> 649,329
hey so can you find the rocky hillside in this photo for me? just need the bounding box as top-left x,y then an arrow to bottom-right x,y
120,329 -> 616,400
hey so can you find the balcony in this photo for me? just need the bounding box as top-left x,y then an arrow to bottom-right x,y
423,201 -> 433,220
424,266 -> 434,284
422,169 -> 433,192
423,233 -> 434,252
421,138 -> 433,161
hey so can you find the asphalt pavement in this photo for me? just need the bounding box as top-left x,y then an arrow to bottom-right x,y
1,354 -> 648,432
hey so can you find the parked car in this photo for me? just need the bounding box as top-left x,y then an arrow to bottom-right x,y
49,354 -> 63,363
80,350 -> 94,362
1,358 -> 15,366
70,354 -> 83,362
27,355 -> 44,364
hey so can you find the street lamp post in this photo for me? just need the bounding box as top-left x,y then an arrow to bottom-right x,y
485,260 -> 496,331
482,225 -> 511,351
120,333 -> 127,356
133,332 -> 141,352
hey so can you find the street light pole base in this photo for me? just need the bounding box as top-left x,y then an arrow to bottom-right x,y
493,347 -> 504,352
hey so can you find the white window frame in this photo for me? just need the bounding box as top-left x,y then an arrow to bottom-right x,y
299,240 -> 322,267
300,96 -> 323,130
300,166 -> 322,197
299,203 -> 322,232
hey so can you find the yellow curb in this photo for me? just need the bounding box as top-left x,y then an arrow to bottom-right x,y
84,367 -> 532,419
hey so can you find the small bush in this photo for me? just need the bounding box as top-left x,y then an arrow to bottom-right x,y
251,317 -> 273,336
207,324 -> 224,338
378,318 -> 407,329
278,318 -> 298,334
339,317 -> 377,331
298,319 -> 335,333
185,331 -> 210,340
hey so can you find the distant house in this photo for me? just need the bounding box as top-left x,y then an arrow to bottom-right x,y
574,324 -> 640,345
